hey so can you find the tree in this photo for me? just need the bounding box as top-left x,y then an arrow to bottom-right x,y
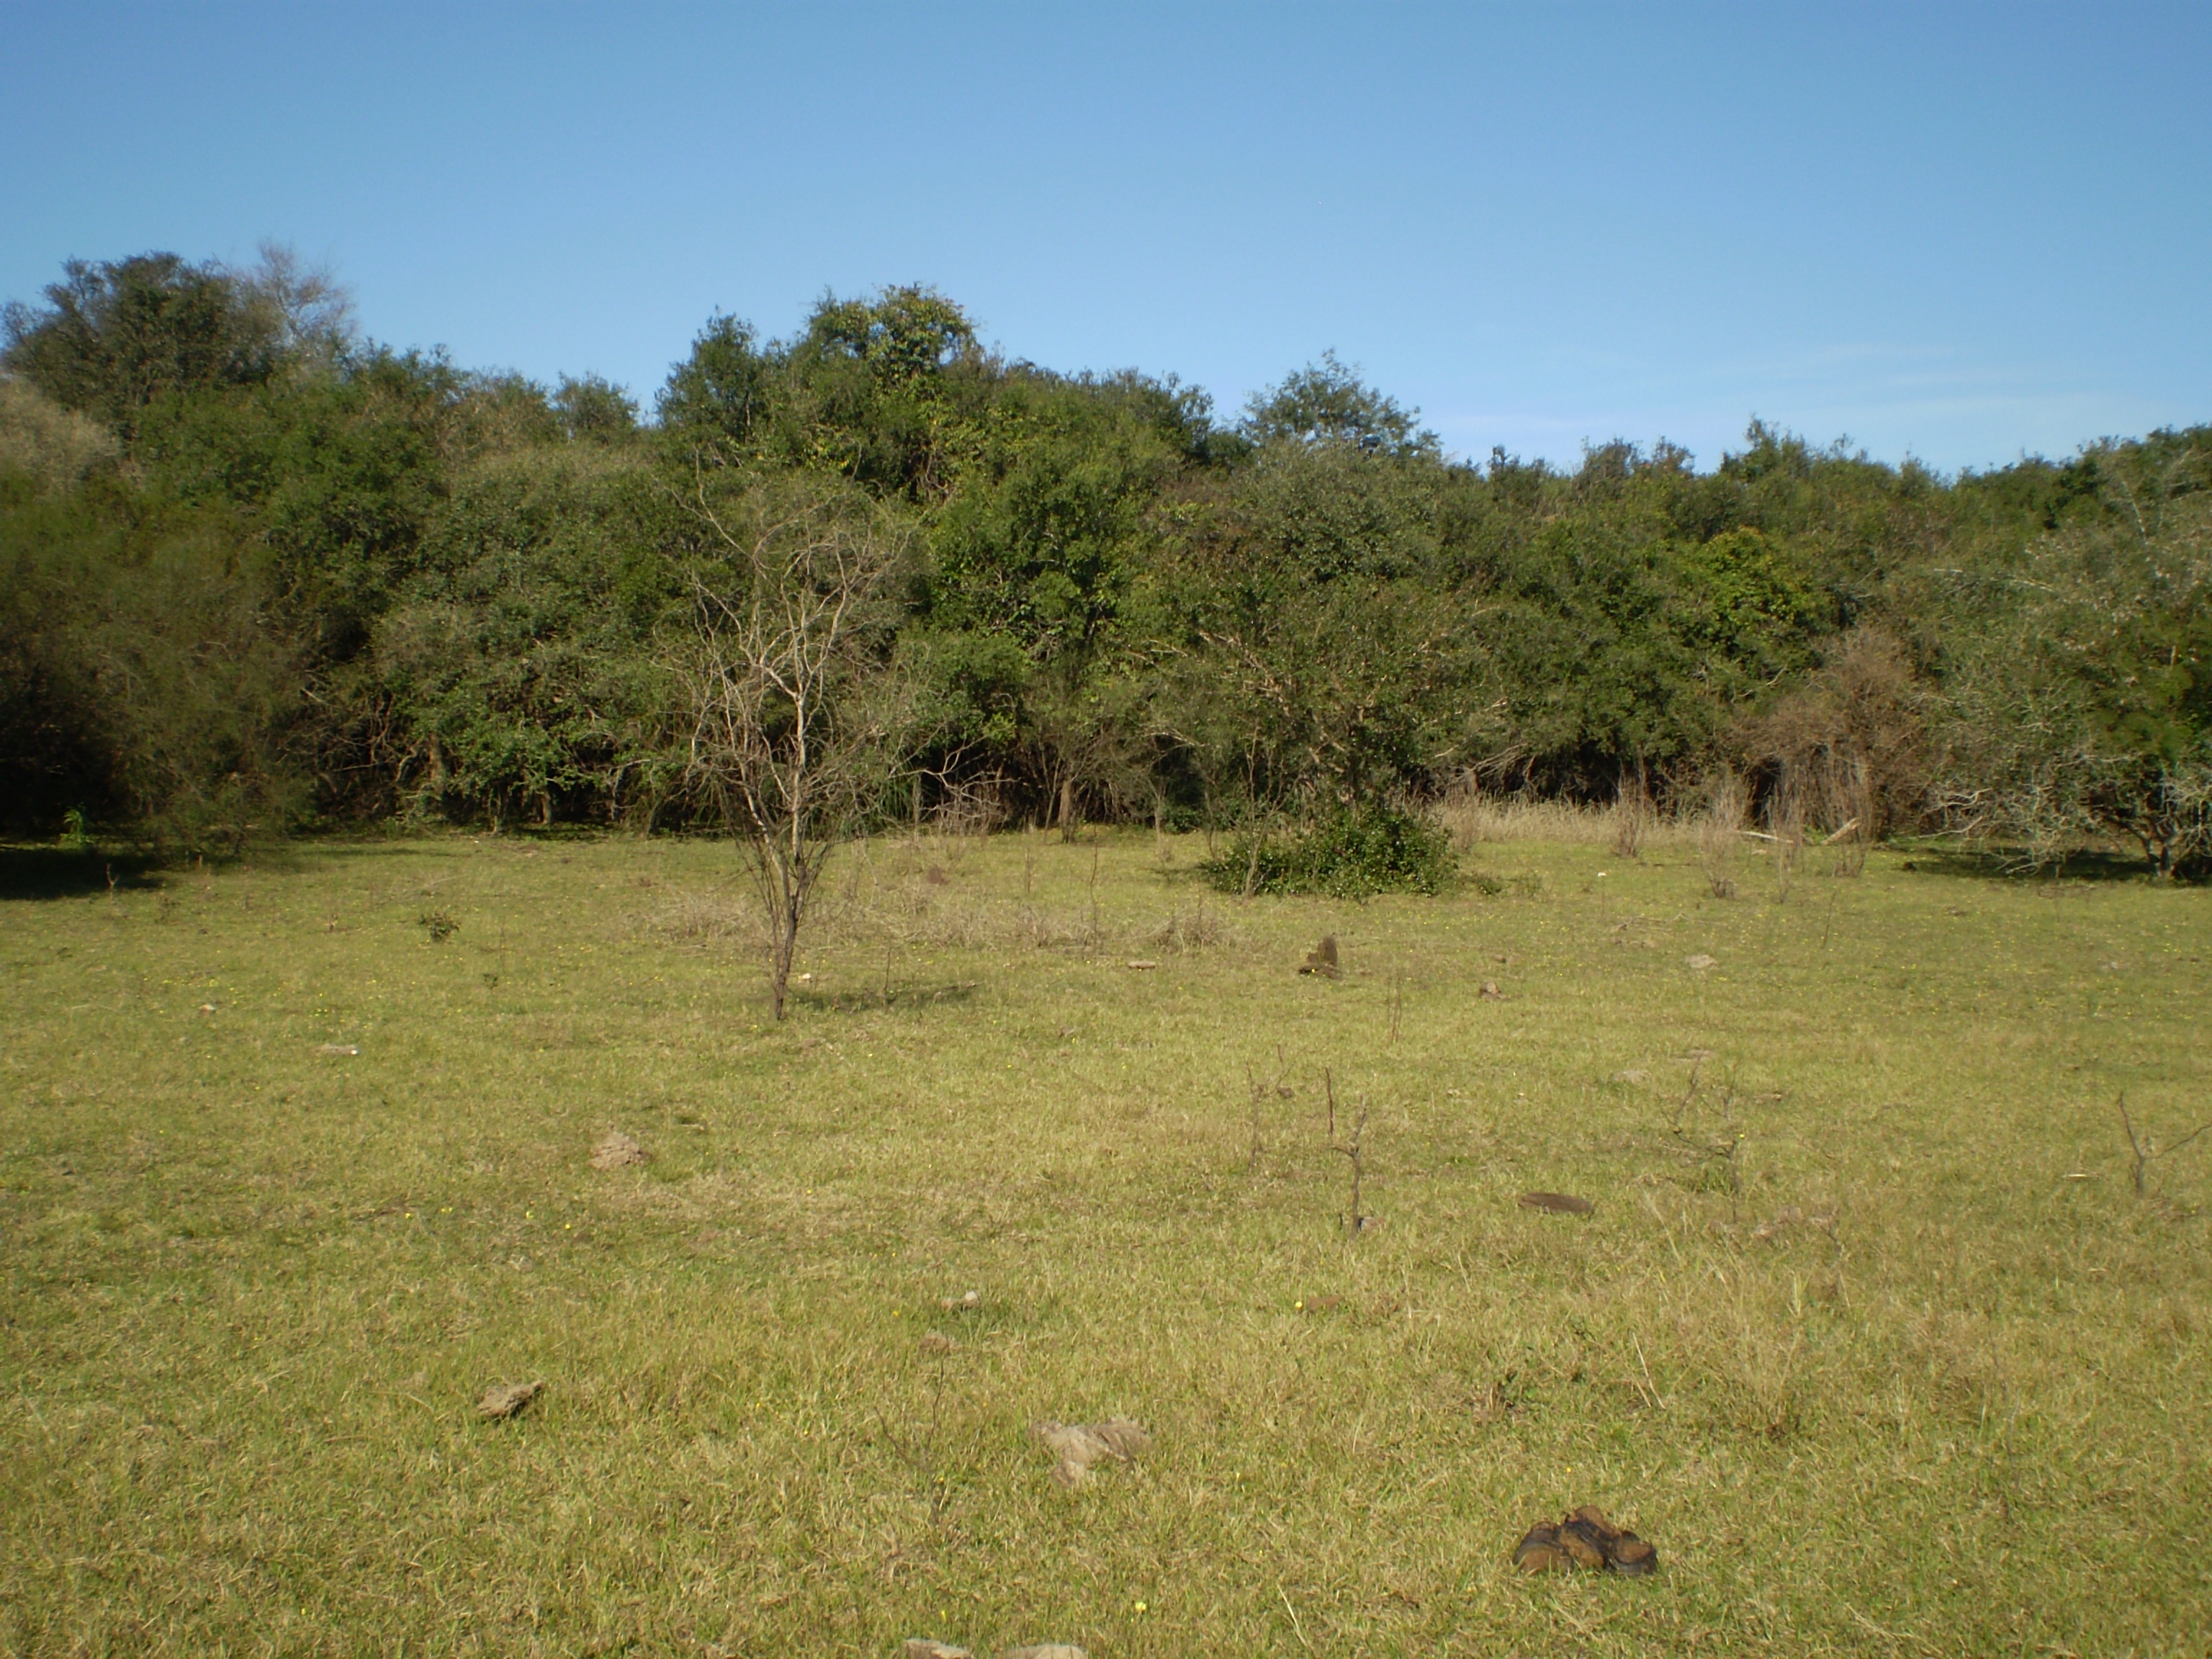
3,252 -> 282,438
677,477 -> 911,1017
0,478 -> 308,847
230,243 -> 356,369
658,287 -> 987,501
372,444 -> 686,828
1240,351 -> 1439,462
1164,439 -> 1487,816
551,374 -> 639,444
1939,464 -> 2211,877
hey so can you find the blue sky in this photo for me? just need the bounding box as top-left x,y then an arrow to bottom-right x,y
4,1 -> 2207,472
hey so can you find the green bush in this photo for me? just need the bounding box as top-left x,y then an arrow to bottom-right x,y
1200,802 -> 1457,898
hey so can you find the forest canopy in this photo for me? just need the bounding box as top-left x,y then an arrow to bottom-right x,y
4,248 -> 2208,877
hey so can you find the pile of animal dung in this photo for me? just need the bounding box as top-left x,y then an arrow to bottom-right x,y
1513,1506 -> 1658,1575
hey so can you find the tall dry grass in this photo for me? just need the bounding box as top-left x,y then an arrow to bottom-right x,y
1432,775 -> 1695,853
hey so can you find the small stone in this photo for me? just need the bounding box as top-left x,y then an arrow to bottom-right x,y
1610,1068 -> 1649,1084
476,1380 -> 541,1419
1125,959 -> 1158,971
315,1043 -> 359,1056
1002,1647 -> 1089,1659
903,1642 -> 974,1659
1478,981 -> 1503,1000
1683,953 -> 1718,971
1035,1416 -> 1151,1485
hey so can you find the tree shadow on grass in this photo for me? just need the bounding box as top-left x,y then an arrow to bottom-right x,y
1897,845 -> 2157,884
788,980 -> 982,1016
0,846 -> 165,901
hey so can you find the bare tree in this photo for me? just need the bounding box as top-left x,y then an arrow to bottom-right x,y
678,477 -> 910,1019
231,242 -> 357,365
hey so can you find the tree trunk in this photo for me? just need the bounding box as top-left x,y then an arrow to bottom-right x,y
769,907 -> 797,1018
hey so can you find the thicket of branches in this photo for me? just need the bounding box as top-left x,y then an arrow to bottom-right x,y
4,248 -> 2207,878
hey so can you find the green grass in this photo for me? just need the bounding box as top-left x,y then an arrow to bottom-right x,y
2,828 -> 2208,1657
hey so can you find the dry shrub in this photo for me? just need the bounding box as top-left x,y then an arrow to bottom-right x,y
1735,626 -> 1941,847
1150,901 -> 1230,954
1697,770 -> 1748,899
652,888 -> 761,945
1821,760 -> 1872,876
920,777 -> 1008,845
1730,1323 -> 1807,1441
887,894 -> 997,950
1009,904 -> 1091,952
1764,770 -> 1805,900
0,379 -> 119,493
849,883 -> 1104,956
1611,765 -> 1655,860
1434,774 -> 1676,850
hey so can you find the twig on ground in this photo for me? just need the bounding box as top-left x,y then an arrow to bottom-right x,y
1334,1097 -> 1371,1236
1245,1062 -> 1265,1175
2118,1093 -> 2211,1198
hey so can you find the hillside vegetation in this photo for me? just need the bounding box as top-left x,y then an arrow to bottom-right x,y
4,252 -> 2208,878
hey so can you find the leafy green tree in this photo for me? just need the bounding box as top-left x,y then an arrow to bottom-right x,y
660,286 -> 989,501
2,253 -> 280,439
0,475 -> 306,847
1442,439 -> 1827,795
552,374 -> 640,444
1241,351 -> 1439,462
372,446 -> 688,827
657,315 -> 778,449
1163,439 -> 1485,814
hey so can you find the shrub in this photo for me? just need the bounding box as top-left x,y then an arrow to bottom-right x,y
1200,802 -> 1457,898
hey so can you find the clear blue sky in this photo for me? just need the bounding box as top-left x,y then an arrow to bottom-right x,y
4,1 -> 2206,472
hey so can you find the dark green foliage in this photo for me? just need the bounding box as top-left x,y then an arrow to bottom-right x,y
1156,436 -> 1488,826
552,374 -> 639,444
5,247 -> 2210,879
2,254 -> 281,437
372,446 -> 692,828
661,286 -> 991,501
1241,351 -> 1438,462
0,470 -> 308,849
1200,802 -> 1457,898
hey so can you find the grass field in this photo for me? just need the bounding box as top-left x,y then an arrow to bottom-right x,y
2,826 -> 2208,1657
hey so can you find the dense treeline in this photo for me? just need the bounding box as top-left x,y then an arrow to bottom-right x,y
3,250 -> 2207,875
